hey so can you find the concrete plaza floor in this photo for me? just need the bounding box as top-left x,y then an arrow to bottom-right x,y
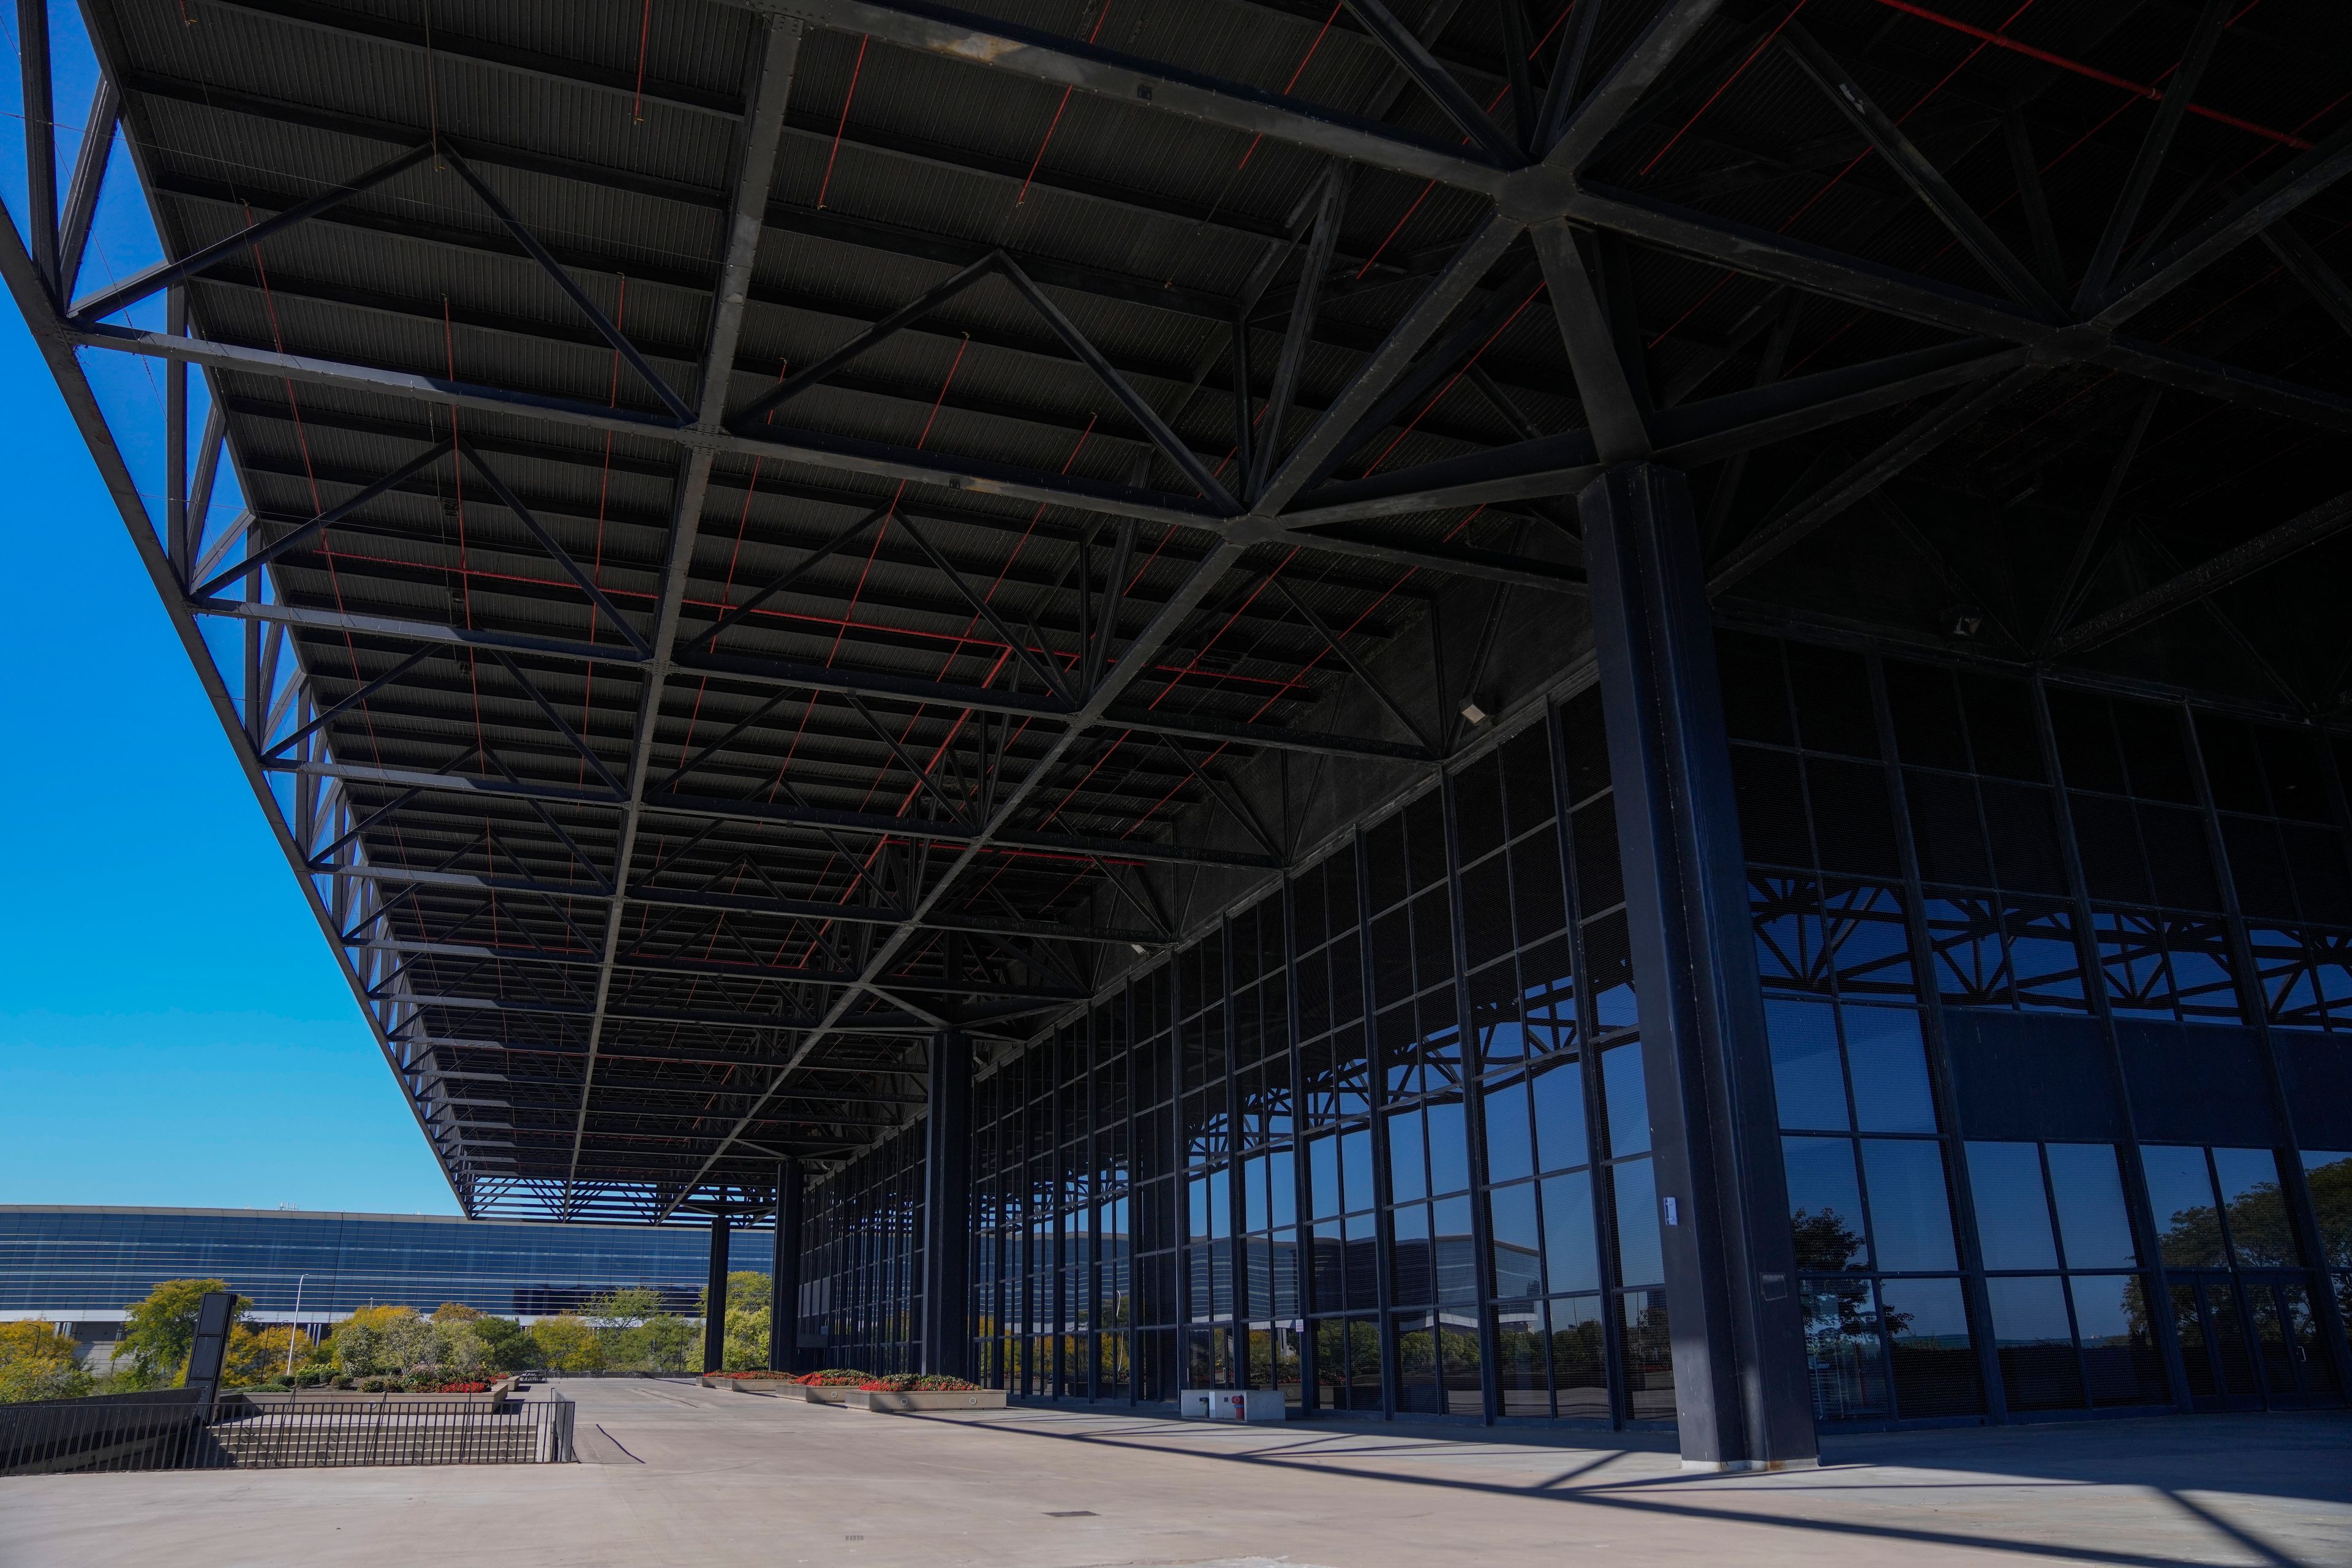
1,1380 -> 2346,1567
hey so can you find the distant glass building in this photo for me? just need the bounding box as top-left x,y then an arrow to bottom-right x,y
0,1207 -> 750,1349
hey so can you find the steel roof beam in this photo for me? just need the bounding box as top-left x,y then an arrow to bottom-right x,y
748,0 -> 1513,194
352,938 -> 1085,1001
2046,486 -> 2352,657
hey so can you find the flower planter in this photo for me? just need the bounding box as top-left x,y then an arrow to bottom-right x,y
848,1387 -> 1007,1412
800,1383 -> 856,1405
728,1377 -> 799,1395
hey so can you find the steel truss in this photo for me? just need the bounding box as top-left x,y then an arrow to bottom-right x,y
12,0 -> 2350,1216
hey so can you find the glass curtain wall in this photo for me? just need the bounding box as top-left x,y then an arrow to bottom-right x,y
801,1134 -> 920,1372
798,631 -> 2352,1425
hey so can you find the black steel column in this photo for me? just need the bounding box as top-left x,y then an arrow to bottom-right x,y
1581,462 -> 1817,1470
771,1159 -> 803,1374
922,1030 -> 974,1376
704,1210 -> 730,1375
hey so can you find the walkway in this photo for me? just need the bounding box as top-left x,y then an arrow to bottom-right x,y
2,1381 -> 2345,1566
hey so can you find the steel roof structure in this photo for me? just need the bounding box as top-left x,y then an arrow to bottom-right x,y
12,0 -> 2350,1223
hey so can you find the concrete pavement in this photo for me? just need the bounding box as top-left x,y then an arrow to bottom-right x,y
2,1379 -> 2345,1566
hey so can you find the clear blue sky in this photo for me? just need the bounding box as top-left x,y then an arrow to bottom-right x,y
0,10 -> 458,1214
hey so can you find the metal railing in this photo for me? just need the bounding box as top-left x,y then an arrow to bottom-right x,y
0,1389 -> 576,1475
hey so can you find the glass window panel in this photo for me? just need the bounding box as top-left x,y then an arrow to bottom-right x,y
1391,1202 -> 1434,1305
1386,1110 -> 1426,1204
1502,725 -> 1557,837
1788,643 -> 1879,757
1809,757 -> 1900,876
1510,834 -> 1569,943
1601,1041 -> 1651,1156
2141,1145 -> 2225,1268
2139,804 -> 2218,911
2164,919 -> 2244,1023
1488,1182 -> 1543,1300
1986,1274 -> 2084,1411
1492,1302 -> 1549,1417
1461,856 -> 1513,967
1611,1157 -> 1665,1288
1844,1007 -> 1937,1133
1861,1139 -> 1958,1272
2069,1275 -> 2170,1406
2302,1152 -> 2352,1267
1343,1212 -> 1379,1310
1539,1171 -> 1601,1296
1531,1057 -> 1589,1173
1520,937 -> 1577,1056
1307,1133 -> 1340,1220
2211,1147 -> 2297,1267
1908,771 -> 1992,888
1719,630 -> 1794,745
2008,903 -> 2089,1012
1886,658 -> 1967,769
1982,781 -> 2066,894
1801,1278 -> 1890,1420
1433,1197 -> 1478,1307
1269,1150 -> 1295,1231
1241,1156 -> 1268,1234
1754,874 -> 1832,994
1966,1142 -> 2059,1271
1766,997 -> 1849,1131
2043,1144 -> 2138,1270
1823,881 -> 1918,998
2094,909 -> 2175,1020
1880,1276 -> 1982,1417
1426,1096 -> 1471,1197
1572,801 -> 1624,912
1482,1076 -> 1534,1184
1621,1289 -> 1677,1420
1925,894 -> 2010,1008
1784,1136 -> 1871,1272
1583,913 -> 1640,1033
1734,746 -> 1813,867
1548,1294 -> 1610,1418
1958,673 -> 2043,781
1339,1125 -> 1373,1215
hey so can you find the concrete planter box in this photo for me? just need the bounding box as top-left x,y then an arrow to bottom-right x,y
728,1378 -> 799,1395
799,1384 -> 856,1405
848,1388 -> 1006,1412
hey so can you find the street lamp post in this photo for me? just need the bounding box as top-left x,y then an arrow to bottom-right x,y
285,1275 -> 308,1378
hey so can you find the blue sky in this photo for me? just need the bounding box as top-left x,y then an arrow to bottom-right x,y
0,10 -> 457,1214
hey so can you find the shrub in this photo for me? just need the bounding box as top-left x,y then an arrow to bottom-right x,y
794,1368 -> 870,1387
858,1374 -> 980,1392
357,1376 -> 393,1393
330,1306 -> 438,1377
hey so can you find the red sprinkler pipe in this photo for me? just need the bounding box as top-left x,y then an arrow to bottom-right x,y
1860,0 -> 2310,148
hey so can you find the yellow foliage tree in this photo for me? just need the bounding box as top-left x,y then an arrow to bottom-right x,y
530,1314 -> 606,1373
221,1324 -> 325,1388
0,1321 -> 92,1403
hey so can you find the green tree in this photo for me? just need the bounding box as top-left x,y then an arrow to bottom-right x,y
530,1314 -> 606,1373
469,1314 -> 537,1373
0,1321 -> 94,1403
584,1286 -> 695,1373
702,1270 -> 773,1371
2310,1154 -> 2352,1267
116,1280 -> 250,1389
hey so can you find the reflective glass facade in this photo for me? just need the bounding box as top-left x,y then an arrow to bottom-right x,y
799,633 -> 2352,1426
0,1207 -> 726,1321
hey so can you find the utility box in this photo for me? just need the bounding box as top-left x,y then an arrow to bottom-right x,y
1178,1388 -> 1286,1422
